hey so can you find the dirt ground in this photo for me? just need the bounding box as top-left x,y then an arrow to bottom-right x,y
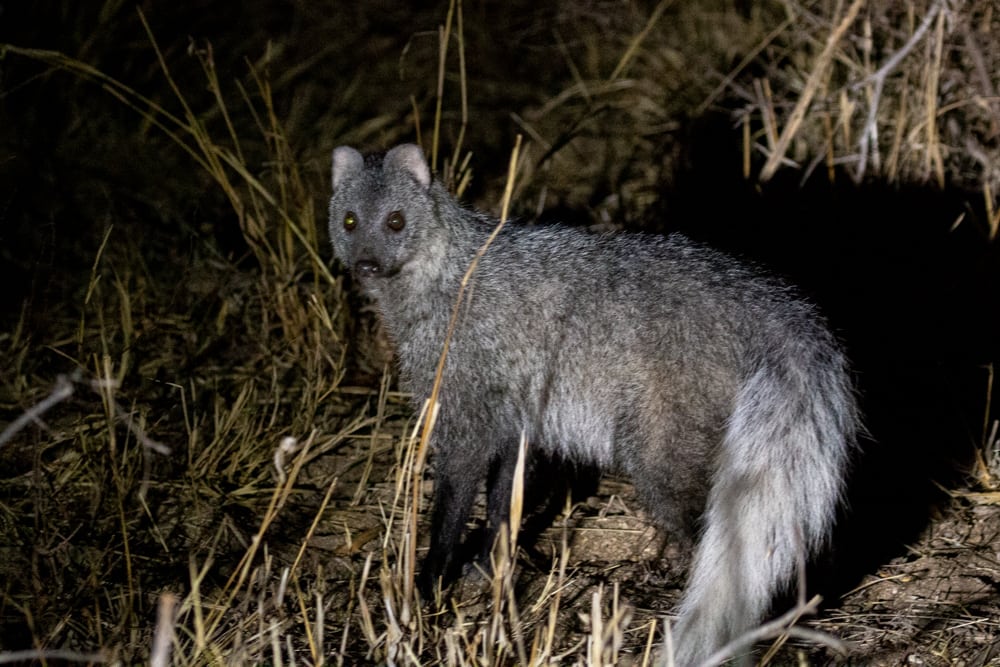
2,1 -> 999,665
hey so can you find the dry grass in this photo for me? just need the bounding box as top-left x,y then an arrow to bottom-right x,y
731,0 -> 1000,240
1,1 -> 998,665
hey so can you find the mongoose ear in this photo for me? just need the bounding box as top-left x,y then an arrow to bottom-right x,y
331,146 -> 365,190
384,144 -> 431,189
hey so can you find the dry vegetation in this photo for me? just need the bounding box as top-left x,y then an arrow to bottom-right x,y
1,1 -> 998,665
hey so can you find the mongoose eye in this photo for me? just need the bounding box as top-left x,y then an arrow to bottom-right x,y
386,211 -> 406,231
343,211 -> 357,231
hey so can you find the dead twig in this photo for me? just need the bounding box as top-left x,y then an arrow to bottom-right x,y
850,0 -> 947,181
0,371 -> 77,448
149,593 -> 178,667
693,595 -> 851,667
0,650 -> 108,664
0,370 -> 170,455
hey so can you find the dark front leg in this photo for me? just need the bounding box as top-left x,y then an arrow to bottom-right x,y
417,454 -> 484,598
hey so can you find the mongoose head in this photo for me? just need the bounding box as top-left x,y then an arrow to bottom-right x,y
328,144 -> 437,287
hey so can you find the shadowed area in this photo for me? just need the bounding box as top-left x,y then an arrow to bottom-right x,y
1,1 -> 998,664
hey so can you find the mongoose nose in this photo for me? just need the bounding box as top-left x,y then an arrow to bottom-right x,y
355,259 -> 381,277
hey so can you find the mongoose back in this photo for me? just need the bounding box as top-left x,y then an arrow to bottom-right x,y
328,143 -> 858,665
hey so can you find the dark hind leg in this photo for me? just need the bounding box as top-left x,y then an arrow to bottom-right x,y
473,443 -> 520,575
620,412 -> 719,553
478,447 -> 602,578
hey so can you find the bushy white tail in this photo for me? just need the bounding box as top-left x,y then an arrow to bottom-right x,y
671,349 -> 855,666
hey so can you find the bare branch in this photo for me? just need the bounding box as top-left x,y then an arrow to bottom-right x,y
0,370 -> 170,455
694,595 -> 851,667
851,0 -> 948,93
149,593 -> 178,667
0,372 -> 76,448
851,0 -> 948,181
0,649 -> 108,664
